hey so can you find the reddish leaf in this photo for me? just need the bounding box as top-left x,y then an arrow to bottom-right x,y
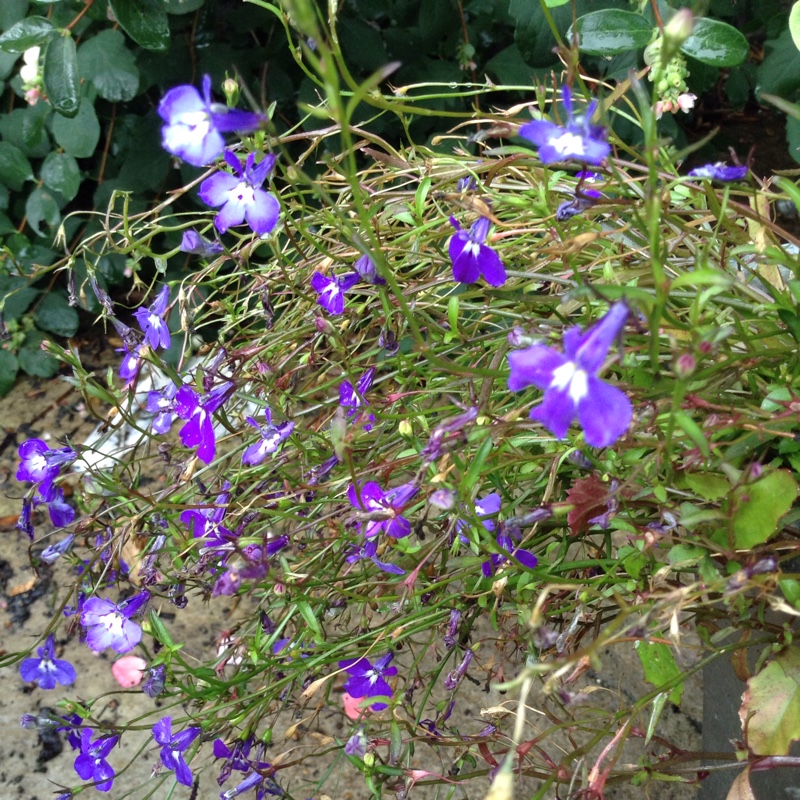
566,474 -> 610,535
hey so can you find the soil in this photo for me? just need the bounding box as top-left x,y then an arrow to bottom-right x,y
0,366 -> 704,800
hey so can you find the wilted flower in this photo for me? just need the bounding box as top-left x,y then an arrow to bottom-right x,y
353,252 -> 386,285
508,302 -> 632,448
519,85 -> 610,165
199,151 -> 280,235
159,74 -> 263,166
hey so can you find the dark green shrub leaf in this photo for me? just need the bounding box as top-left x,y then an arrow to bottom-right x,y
0,0 -> 30,31
43,33 -> 81,118
758,29 -> 800,98
41,151 -> 80,201
0,104 -> 53,158
78,29 -> 139,102
0,350 -> 19,397
0,275 -> 38,321
0,213 -> 14,235
33,290 -> 80,338
164,0 -> 206,13
25,187 -> 61,236
18,330 -> 60,378
681,18 -> 749,67
0,141 -> 33,190
0,16 -> 56,53
544,0 -> 570,5
567,10 -> 653,56
51,97 -> 101,158
109,0 -> 171,52
791,1 -> 800,51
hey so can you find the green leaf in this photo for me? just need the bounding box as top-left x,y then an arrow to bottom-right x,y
0,0 -> 30,31
742,646 -> 800,755
635,641 -> 684,705
732,470 -> 798,549
0,104 -> 52,158
18,331 -> 60,378
0,275 -> 39,321
789,1 -> 800,52
51,97 -> 100,158
758,29 -> 800,98
681,18 -> 749,68
568,10 -> 653,57
78,29 -> 139,102
685,473 -> 730,502
43,33 -> 81,118
33,291 -> 79,338
544,0 -> 570,6
25,187 -> 61,236
41,152 -> 80,201
0,141 -> 33,190
0,350 -> 19,397
0,16 -> 56,53
164,0 -> 206,13
109,0 -> 171,52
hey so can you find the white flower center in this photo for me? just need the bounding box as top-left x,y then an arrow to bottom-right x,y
102,611 -> 126,637
30,454 -> 47,473
550,361 -> 589,404
464,241 -> 481,257
550,131 -> 586,157
177,110 -> 211,137
231,181 -> 256,205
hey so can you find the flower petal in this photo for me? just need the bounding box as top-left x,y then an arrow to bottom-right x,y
507,345 -> 567,392
577,377 -> 632,448
529,384 -> 578,440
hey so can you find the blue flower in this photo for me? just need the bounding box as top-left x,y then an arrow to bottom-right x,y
519,85 -> 610,165
353,253 -> 386,285
20,634 -> 76,689
199,151 -> 280,235
174,381 -> 235,463
448,216 -> 506,286
152,716 -> 201,787
146,381 -> 179,434
310,271 -> 359,315
133,285 -> 171,351
556,171 -> 603,221
80,591 -> 149,653
37,485 -> 74,528
159,75 -> 263,167
74,729 -> 118,792
688,162 -> 748,182
348,480 -> 418,539
242,409 -> 294,465
118,341 -> 143,387
180,229 -> 224,257
508,302 -> 632,448
340,368 -> 376,431
338,653 -> 398,711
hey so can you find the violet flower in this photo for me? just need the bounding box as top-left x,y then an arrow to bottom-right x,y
345,538 -> 405,575
174,381 -> 235,463
17,439 -> 75,489
556,171 -> 603,221
353,253 -> 386,285
340,368 -> 376,431
180,229 -> 224,256
199,151 -> 280,235
142,664 -> 166,698
345,728 -> 368,758
38,486 -> 75,528
348,480 -> 418,539
310,271 -> 359,315
74,730 -> 118,792
519,85 -> 611,165
448,216 -> 506,286
20,634 -> 76,689
507,301 -> 632,448
133,285 -> 171,351
159,74 -> 263,167
80,591 -> 149,653
152,716 -> 201,787
146,381 -> 179,434
242,409 -> 294,465
338,653 -> 398,711
16,497 -> 34,539
481,525 -> 538,577
443,648 -> 473,690
118,341 -> 143,387
457,492 -> 501,539
181,482 -> 233,546
688,162 -> 748,182
40,533 -> 75,564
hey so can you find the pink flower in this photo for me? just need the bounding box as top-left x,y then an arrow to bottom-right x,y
111,655 -> 147,688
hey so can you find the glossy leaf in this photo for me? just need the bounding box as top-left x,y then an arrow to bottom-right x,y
18,330 -> 59,378
681,18 -> 749,67
43,34 -> 81,118
0,141 -> 33,190
33,291 -> 80,338
41,152 -> 80,201
109,0 -> 171,52
78,29 -> 139,102
732,469 -> 798,549
0,104 -> 52,158
791,1 -> 800,52
0,16 -> 56,53
567,10 -> 653,57
0,275 -> 38,321
741,646 -> 800,755
164,0 -> 206,13
51,98 -> 100,158
25,187 -> 61,236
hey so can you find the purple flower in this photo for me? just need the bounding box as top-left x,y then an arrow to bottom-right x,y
39,486 -> 75,528
180,482 -> 233,545
344,728 -> 368,758
17,497 -> 33,539
159,74 -> 263,167
444,609 -> 462,649
220,771 -> 282,799
353,253 -> 386,285
118,341 -> 143,387
556,171 -> 603,221
133,285 -> 171,351
345,538 -> 405,575
448,216 -> 506,286
348,481 -> 418,539
146,382 -> 179,434
519,85 -> 610,165
338,653 -> 398,711
507,301 -> 632,448
80,591 -> 149,653
242,409 -> 294,465
340,368 -> 376,431
443,648 -> 473,690
310,271 -> 359,315
74,729 -> 118,792
174,381 -> 235,463
180,229 -> 224,256
153,716 -> 201,786
481,525 -> 538,577
40,533 -> 75,564
20,634 -> 76,689
199,151 -> 280,235
688,162 -> 748,181
143,664 -> 166,698
17,439 -> 75,486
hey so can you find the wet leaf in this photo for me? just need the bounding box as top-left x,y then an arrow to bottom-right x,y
43,33 -> 81,118
0,16 -> 56,53
568,10 -> 653,57
681,18 -> 749,68
109,0 -> 170,52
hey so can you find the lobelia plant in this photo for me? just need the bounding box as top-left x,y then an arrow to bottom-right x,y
4,5 -> 800,800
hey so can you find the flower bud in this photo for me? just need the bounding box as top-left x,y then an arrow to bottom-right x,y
664,9 -> 694,49
674,352 -> 696,379
222,77 -> 240,107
